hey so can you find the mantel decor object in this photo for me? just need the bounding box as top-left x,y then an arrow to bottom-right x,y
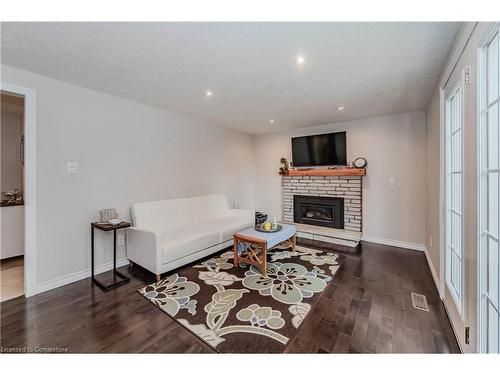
353,157 -> 368,168
279,157 -> 289,175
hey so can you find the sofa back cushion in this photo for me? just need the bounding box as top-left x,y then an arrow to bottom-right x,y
132,198 -> 194,231
189,194 -> 230,223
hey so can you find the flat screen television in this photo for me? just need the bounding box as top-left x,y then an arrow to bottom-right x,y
291,131 -> 347,167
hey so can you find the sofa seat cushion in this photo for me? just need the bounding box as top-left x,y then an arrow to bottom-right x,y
161,225 -> 219,264
205,216 -> 253,242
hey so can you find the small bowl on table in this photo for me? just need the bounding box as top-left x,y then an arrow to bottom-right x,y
255,223 -> 282,233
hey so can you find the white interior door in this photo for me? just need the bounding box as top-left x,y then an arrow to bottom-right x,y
478,23 -> 500,354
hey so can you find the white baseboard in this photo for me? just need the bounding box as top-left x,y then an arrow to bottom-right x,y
361,235 -> 426,252
423,247 -> 442,298
35,257 -> 129,295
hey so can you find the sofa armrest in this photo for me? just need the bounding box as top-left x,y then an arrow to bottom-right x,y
126,227 -> 163,275
229,208 -> 254,223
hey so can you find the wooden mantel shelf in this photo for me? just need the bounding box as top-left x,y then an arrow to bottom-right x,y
283,168 -> 366,177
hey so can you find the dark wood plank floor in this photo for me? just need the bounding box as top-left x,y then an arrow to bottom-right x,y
0,241 -> 460,353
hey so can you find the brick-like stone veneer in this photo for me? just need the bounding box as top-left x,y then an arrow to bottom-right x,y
282,175 -> 362,232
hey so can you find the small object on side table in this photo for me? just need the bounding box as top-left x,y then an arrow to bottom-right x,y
91,221 -> 131,291
99,208 -> 118,223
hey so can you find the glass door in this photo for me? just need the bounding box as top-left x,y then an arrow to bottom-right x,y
445,75 -> 465,312
442,46 -> 473,351
478,23 -> 500,354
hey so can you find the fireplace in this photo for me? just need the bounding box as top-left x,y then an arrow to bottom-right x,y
293,195 -> 344,229
282,174 -> 362,233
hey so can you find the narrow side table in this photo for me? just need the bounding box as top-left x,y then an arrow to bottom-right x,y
91,221 -> 131,291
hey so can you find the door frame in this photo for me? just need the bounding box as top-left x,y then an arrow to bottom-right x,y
439,42 -> 471,354
476,22 -> 500,354
1,82 -> 37,298
439,23 -> 479,303
438,23 -> 483,353
439,82 -> 465,352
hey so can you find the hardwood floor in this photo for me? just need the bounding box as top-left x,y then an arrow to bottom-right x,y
284,241 -> 460,353
0,241 -> 459,353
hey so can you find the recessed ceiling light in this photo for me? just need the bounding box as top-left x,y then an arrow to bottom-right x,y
268,119 -> 276,124
205,90 -> 213,97
337,106 -> 344,111
296,56 -> 306,65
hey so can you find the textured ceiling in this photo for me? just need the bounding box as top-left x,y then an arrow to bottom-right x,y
1,22 -> 459,134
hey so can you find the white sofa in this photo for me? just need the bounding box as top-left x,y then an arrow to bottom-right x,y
127,194 -> 253,279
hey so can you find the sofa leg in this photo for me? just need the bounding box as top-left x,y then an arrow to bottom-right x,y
156,274 -> 161,282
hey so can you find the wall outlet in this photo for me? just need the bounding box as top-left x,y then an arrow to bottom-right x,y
117,234 -> 125,246
388,176 -> 395,192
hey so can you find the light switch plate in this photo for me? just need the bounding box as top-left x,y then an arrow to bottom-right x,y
67,161 -> 78,175
388,176 -> 395,192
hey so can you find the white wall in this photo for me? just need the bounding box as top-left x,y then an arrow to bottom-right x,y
1,64 -> 255,287
253,111 -> 427,248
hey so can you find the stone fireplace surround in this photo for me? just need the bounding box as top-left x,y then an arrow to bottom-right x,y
282,174 -> 363,247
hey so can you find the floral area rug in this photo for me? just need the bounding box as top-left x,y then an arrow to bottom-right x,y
138,244 -> 344,353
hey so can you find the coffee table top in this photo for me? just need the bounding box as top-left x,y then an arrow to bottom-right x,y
234,223 -> 296,248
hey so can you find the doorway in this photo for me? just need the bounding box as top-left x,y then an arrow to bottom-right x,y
0,91 -> 25,301
0,82 -> 36,299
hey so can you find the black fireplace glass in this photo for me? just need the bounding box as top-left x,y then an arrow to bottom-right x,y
293,195 -> 344,229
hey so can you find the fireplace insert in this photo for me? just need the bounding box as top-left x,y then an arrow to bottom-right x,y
293,195 -> 344,229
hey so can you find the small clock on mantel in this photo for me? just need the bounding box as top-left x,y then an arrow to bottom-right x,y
353,157 -> 367,168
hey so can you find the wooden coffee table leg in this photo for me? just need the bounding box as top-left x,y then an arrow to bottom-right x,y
261,242 -> 267,275
292,234 -> 296,253
233,237 -> 239,268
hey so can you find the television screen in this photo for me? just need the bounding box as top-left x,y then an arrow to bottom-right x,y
291,131 -> 347,167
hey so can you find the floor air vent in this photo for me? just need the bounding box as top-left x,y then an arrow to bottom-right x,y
411,292 -> 430,312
